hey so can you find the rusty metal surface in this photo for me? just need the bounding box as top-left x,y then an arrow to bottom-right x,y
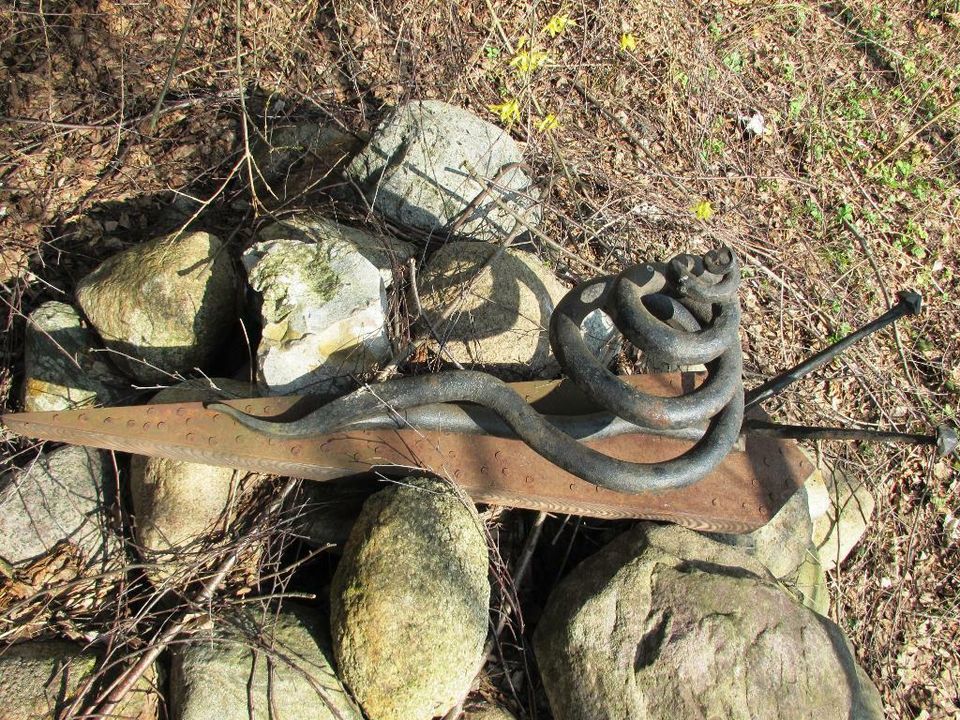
1,374 -> 813,533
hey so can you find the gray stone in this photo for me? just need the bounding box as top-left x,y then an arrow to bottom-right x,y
76,231 -> 239,384
244,217 -> 412,395
22,301 -> 130,412
130,379 -> 265,579
346,100 -> 539,240
808,464 -> 875,570
0,640 -> 157,720
419,241 -> 618,379
706,484 -> 813,579
170,606 -> 359,720
331,477 -> 489,720
533,523 -> 883,720
0,446 -> 114,566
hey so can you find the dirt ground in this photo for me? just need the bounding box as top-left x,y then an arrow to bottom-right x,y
1,0 -> 959,717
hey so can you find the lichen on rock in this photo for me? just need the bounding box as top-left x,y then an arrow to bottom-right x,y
244,216 -> 412,395
75,230 -> 239,384
330,477 -> 490,720
22,300 -> 130,412
534,522 -> 883,720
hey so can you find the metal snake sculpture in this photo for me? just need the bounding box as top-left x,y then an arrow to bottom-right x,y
209,247 -> 744,494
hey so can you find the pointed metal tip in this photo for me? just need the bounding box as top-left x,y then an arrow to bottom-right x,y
937,424 -> 958,458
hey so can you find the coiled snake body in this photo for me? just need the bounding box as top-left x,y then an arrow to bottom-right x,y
210,248 -> 744,494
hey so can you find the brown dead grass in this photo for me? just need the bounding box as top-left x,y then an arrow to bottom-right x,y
1,0 -> 959,716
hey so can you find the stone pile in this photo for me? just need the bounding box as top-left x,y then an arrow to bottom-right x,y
1,100 -> 882,719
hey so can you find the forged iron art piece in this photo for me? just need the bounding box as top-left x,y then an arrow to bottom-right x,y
209,245 -> 955,476
3,246 -> 953,529
210,247 -> 745,494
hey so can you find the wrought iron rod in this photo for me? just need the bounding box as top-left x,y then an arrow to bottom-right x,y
744,290 -> 922,410
743,419 -> 957,457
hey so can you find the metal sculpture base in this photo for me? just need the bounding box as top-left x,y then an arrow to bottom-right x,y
2,373 -> 813,533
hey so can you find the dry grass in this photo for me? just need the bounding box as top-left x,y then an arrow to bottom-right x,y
2,0 -> 959,717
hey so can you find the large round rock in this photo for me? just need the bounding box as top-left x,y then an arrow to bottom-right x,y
533,523 -> 883,720
0,445 -> 114,566
331,477 -> 489,720
76,231 -> 239,383
346,100 -> 538,241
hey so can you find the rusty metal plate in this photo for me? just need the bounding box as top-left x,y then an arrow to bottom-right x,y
2,374 -> 813,533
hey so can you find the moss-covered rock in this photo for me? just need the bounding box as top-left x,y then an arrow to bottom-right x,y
244,216 -> 412,395
331,477 -> 489,720
75,231 -> 239,383
534,523 -> 883,720
0,641 -> 157,720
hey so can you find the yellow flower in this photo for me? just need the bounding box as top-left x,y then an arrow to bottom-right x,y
619,32 -> 637,52
544,13 -> 576,37
692,199 -> 714,221
536,113 -> 560,132
488,98 -> 521,124
509,49 -> 549,75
